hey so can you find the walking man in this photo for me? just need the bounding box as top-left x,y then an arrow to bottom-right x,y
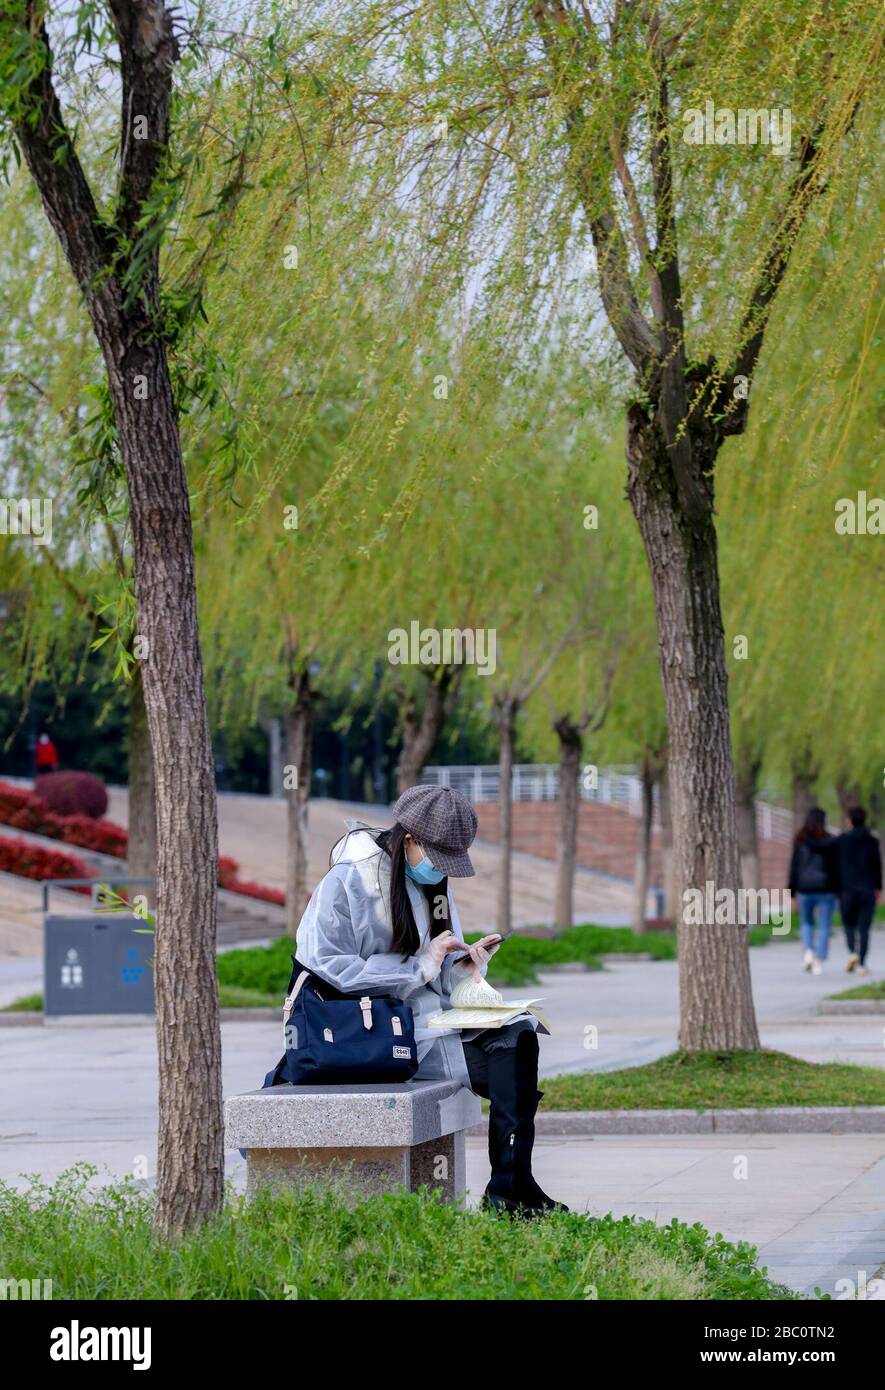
837,807 -> 882,975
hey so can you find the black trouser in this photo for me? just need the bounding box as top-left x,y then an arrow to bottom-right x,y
462,1019 -> 539,1093
462,1020 -> 541,1198
841,889 -> 876,965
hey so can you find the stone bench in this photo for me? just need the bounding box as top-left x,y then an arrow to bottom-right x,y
225,1079 -> 481,1204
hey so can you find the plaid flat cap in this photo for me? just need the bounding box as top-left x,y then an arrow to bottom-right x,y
391,784 -> 478,877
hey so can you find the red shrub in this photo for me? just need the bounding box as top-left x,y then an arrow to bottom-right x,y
218,855 -> 241,889
0,834 -> 92,893
35,771 -> 109,820
226,876 -> 286,907
0,781 -> 47,831
47,813 -> 129,858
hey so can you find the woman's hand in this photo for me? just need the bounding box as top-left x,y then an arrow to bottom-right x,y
455,934 -> 502,983
418,930 -> 464,982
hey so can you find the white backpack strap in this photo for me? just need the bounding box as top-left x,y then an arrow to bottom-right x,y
359,996 -> 373,1030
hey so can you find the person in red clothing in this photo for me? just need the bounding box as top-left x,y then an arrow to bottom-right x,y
34,732 -> 59,774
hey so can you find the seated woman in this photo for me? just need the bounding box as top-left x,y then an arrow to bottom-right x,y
294,783 -> 567,1216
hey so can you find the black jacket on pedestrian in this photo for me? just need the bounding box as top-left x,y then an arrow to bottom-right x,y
788,835 -> 840,894
835,826 -> 883,894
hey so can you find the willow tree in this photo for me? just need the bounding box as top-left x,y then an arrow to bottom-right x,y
0,1 -> 289,1234
296,0 -> 882,1048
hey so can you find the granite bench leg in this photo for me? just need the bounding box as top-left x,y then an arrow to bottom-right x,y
408,1131 -> 466,1204
245,1134 -> 468,1203
246,1145 -> 410,1198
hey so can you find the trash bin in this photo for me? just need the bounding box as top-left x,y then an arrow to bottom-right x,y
44,915 -> 154,1017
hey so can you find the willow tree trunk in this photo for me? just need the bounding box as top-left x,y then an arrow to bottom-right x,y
127,669 -> 157,911
111,339 -> 222,1237
494,696 -> 518,936
632,759 -> 655,934
285,668 -> 314,936
836,778 -> 861,818
736,756 -> 761,891
626,417 -> 759,1050
395,667 -> 459,795
553,716 -> 582,933
792,755 -> 818,830
659,763 -> 677,921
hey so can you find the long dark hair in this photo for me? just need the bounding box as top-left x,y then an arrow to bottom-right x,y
377,821 -> 450,959
794,806 -> 829,848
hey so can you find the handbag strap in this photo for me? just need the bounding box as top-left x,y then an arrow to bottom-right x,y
283,970 -> 310,1025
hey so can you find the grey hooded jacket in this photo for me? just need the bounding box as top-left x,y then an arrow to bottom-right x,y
293,822 -> 480,1088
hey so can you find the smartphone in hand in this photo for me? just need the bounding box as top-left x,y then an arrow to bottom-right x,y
451,929 -> 512,963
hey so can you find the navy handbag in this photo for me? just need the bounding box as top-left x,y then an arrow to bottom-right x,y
263,956 -> 419,1087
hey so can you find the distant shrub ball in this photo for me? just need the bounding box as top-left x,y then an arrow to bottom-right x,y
35,770 -> 109,820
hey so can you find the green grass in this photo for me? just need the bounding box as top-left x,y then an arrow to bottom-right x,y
2,992 -> 42,1012
215,934 -> 295,996
0,1165 -> 795,1300
0,985 -> 279,1013
827,979 -> 885,1001
217,983 -> 278,1008
540,1049 -> 885,1111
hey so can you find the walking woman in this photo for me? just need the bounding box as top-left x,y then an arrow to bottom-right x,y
293,783 -> 567,1216
788,807 -> 839,974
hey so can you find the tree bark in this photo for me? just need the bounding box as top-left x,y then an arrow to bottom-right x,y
631,756 -> 655,934
127,668 -> 157,909
395,666 -> 460,795
113,343 -> 222,1237
285,667 -> 314,936
792,753 -> 819,830
659,761 -> 677,921
265,717 -> 284,798
553,715 -> 582,933
736,754 -> 762,891
626,416 -> 760,1050
494,695 -> 518,936
836,777 -> 861,818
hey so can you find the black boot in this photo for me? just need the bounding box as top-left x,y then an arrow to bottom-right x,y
481,1032 -> 569,1217
512,1090 -> 568,1215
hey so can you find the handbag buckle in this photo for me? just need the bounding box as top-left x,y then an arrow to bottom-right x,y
360,997 -> 373,1030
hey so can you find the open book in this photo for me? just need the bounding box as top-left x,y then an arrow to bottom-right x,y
427,1000 -> 548,1030
427,973 -> 548,1031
